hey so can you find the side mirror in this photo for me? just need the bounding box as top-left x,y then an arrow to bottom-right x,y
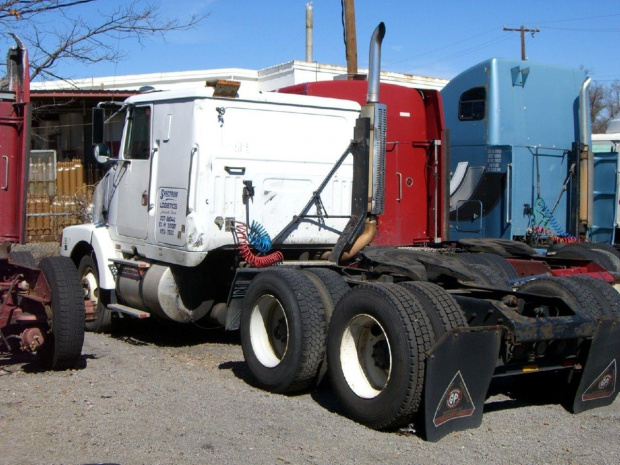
93,143 -> 110,164
92,107 -> 105,144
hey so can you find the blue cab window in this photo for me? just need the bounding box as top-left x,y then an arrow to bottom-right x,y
459,87 -> 485,121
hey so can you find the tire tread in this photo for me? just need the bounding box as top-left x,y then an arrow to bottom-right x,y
38,256 -> 85,370
519,277 -> 603,318
241,268 -> 327,393
399,281 -> 467,338
569,275 -> 617,316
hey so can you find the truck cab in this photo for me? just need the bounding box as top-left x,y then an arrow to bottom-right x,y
442,58 -> 590,244
63,85 -> 360,287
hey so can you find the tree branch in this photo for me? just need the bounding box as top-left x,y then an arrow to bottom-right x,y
0,0 -> 207,81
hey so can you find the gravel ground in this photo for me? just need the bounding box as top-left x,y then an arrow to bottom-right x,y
1,319 -> 619,465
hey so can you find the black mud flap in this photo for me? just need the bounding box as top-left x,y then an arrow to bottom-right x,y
424,327 -> 502,442
572,318 -> 620,414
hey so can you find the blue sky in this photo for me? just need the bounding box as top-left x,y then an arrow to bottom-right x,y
27,0 -> 620,83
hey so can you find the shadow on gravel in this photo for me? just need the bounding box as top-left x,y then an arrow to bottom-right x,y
218,360 -> 345,408
310,383 -> 345,415
484,374 -> 570,413
311,383 -> 421,436
0,351 -> 36,370
218,360 -> 255,385
218,363 -> 575,438
0,352 -> 96,373
108,317 -> 241,348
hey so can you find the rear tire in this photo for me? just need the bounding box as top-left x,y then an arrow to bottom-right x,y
301,268 -> 350,384
78,255 -> 113,333
511,277 -> 599,400
305,268 -> 350,320
459,253 -> 519,284
327,283 -> 433,429
240,269 -> 327,393
37,257 -> 85,370
568,275 -> 618,316
468,263 -> 511,289
552,243 -> 620,272
519,277 -> 603,318
398,281 -> 468,339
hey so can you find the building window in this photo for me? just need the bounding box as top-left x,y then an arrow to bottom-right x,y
459,87 -> 486,121
124,106 -> 151,159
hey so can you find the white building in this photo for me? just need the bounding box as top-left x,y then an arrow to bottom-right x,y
28,59 -> 447,187
32,60 -> 448,93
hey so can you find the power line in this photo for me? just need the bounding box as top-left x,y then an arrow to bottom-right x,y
535,12 -> 620,25
390,26 -> 500,65
397,34 -> 512,72
544,26 -> 620,32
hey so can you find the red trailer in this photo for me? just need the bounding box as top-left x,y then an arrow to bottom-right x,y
0,36 -> 84,369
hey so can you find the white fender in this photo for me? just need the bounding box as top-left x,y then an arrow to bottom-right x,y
60,224 -> 119,289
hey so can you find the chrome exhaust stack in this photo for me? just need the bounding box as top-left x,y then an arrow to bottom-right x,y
362,22 -> 387,215
578,77 -> 593,235
329,23 -> 387,262
366,22 -> 385,104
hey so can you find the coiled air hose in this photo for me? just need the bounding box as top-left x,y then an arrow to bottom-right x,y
534,197 -> 579,243
235,222 -> 283,268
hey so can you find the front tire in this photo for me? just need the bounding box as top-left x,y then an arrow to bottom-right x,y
240,269 -> 327,393
327,283 -> 433,430
37,257 -> 85,370
78,254 -> 112,333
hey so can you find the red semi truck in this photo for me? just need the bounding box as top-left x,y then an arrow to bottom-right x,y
280,80 -> 448,247
0,37 -> 84,370
281,80 -> 446,248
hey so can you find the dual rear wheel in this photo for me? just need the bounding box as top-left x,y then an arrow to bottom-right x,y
240,269 -> 329,393
240,268 -> 468,430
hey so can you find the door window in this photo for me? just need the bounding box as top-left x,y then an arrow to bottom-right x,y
124,106 -> 151,159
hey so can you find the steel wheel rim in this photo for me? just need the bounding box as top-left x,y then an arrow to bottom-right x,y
340,314 -> 392,399
81,267 -> 99,306
249,294 -> 289,368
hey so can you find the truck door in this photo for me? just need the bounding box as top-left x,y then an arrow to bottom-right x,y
151,102 -> 191,248
115,105 -> 152,240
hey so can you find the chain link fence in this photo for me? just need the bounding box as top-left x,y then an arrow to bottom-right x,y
11,241 -> 61,261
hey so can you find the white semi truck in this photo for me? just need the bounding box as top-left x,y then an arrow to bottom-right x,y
67,80 -> 360,325
60,25 -> 620,441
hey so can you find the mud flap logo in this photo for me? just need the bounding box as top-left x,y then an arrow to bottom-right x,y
433,370 -> 475,427
582,359 -> 617,402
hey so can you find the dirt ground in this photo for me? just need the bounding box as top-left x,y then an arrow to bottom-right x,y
1,319 -> 619,465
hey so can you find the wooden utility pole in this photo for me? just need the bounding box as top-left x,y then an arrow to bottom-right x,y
503,26 -> 540,61
343,0 -> 357,78
306,2 -> 313,62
